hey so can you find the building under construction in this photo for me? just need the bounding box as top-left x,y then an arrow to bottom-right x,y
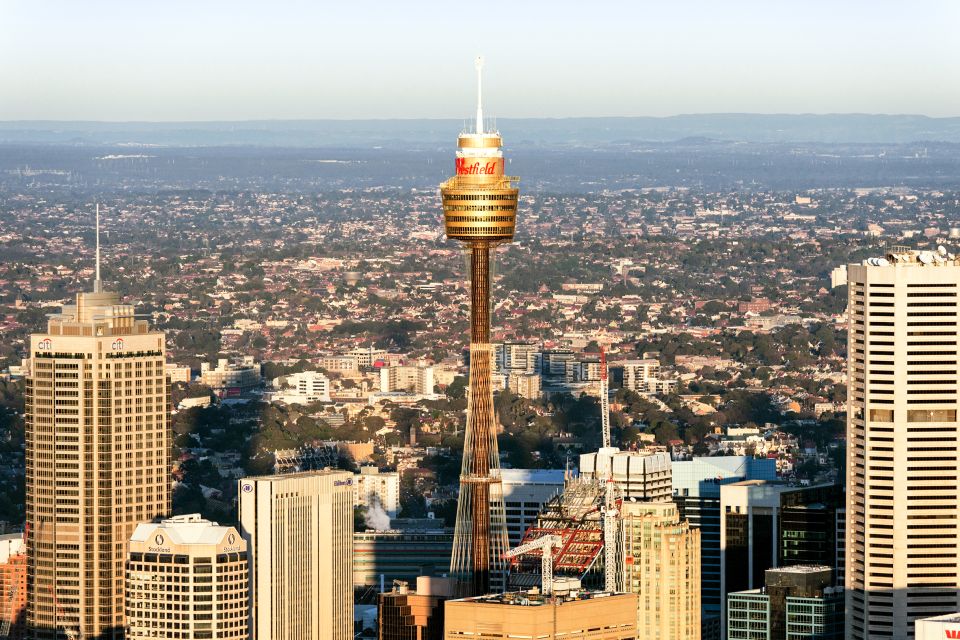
506,478 -> 612,590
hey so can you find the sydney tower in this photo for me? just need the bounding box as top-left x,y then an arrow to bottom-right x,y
442,57 -> 515,596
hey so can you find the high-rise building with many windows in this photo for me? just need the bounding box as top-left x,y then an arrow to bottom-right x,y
25,270 -> 170,639
846,250 -> 960,640
621,501 -> 701,640
672,456 -> 777,635
720,480 -> 842,629
125,515 -> 248,639
238,470 -> 353,640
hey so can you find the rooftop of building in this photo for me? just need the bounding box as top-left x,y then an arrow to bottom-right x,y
768,564 -> 833,575
455,585 -> 624,607
918,613 -> 960,624
130,514 -> 237,546
242,468 -> 352,482
500,468 -> 566,483
862,246 -> 959,267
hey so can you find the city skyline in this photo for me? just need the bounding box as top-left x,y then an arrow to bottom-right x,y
4,9 -> 960,637
2,1 -> 959,121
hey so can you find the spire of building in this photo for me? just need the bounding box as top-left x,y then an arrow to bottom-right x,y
475,55 -> 484,135
94,203 -> 102,293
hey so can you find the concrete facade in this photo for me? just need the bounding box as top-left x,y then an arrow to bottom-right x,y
846,252 -> 960,640
239,470 -> 353,640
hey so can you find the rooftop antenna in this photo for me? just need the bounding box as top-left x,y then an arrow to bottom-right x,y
94,203 -> 102,293
475,55 -> 484,135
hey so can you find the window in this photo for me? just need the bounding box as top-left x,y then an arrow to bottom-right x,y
908,410 -> 957,423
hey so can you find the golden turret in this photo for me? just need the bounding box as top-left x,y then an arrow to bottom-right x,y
440,58 -> 518,244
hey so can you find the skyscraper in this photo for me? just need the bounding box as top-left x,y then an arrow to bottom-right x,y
238,470 -> 353,640
720,480 -> 841,627
579,448 -> 673,501
621,501 -> 701,640
442,57 -> 517,596
671,456 -> 777,632
846,249 -> 960,640
25,213 -> 170,639
498,469 -> 564,549
125,514 -> 248,639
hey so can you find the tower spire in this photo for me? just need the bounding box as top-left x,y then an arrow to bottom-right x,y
475,56 -> 484,135
94,203 -> 102,293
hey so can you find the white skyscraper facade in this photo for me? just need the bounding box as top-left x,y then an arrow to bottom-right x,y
846,250 -> 960,640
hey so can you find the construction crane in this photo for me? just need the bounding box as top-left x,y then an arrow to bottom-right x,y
502,535 -> 562,596
598,348 -> 620,592
602,480 -> 619,593
599,347 -> 610,449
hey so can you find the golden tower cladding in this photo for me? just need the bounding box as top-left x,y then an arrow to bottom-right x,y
442,57 -> 516,596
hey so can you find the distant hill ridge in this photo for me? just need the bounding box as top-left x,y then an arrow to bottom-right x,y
2,114 -> 960,146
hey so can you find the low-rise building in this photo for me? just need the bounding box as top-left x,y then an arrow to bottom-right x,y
354,466 -> 400,518
443,586 -> 638,640
379,576 -> 455,640
727,566 -> 843,640
200,357 -> 260,393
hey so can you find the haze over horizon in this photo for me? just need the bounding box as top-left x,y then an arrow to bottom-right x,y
3,0 -> 959,122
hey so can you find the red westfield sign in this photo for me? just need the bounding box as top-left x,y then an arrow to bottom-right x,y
456,158 -> 501,176
946,631 -> 960,639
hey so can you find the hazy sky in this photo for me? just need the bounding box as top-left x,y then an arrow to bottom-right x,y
2,0 -> 958,121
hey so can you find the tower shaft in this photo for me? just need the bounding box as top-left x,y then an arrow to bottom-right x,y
466,242 -> 493,595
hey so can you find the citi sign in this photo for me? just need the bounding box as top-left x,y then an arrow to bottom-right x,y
37,339 -> 52,350
456,158 -> 500,176
112,338 -> 125,351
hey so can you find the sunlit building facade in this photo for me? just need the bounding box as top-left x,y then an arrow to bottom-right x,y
25,287 -> 170,639
846,251 -> 960,640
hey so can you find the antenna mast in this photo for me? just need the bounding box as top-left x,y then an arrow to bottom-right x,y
94,204 -> 102,293
475,56 -> 484,135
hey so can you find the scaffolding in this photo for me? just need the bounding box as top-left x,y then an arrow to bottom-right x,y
272,444 -> 340,474
507,479 -> 610,589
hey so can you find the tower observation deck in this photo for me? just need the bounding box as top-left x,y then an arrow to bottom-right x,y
443,57 -> 515,596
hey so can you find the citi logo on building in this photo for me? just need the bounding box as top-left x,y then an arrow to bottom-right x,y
456,158 -> 500,176
112,338 -> 124,351
38,338 -> 52,350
